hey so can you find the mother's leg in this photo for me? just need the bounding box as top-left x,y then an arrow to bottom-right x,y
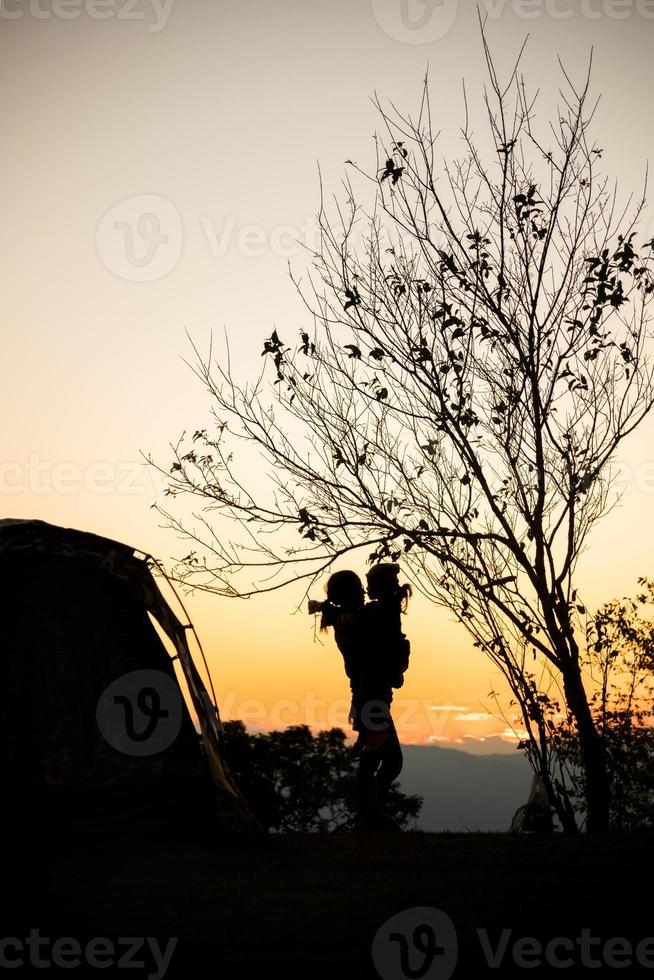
355,751 -> 380,830
355,717 -> 403,830
374,721 -> 403,820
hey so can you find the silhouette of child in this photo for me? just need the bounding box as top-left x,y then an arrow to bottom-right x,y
357,563 -> 412,754
308,570 -> 368,750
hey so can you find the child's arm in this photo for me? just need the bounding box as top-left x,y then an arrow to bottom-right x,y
308,599 -> 338,629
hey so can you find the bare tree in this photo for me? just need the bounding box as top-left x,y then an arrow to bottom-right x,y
150,33 -> 654,833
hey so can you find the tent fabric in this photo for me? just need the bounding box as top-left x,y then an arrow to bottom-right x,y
0,518 -> 258,833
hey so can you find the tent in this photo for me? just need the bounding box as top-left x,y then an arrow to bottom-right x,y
0,518 -> 258,838
510,773 -> 554,833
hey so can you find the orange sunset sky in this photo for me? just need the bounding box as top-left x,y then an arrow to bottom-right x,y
2,0 -> 654,752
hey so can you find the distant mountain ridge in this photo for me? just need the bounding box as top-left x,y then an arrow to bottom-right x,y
397,743 -> 532,832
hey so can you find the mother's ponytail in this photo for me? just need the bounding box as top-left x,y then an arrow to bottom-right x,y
319,601 -> 337,632
398,581 -> 412,613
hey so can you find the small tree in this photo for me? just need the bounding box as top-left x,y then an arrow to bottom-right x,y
549,579 -> 654,831
152,34 -> 654,832
220,722 -> 422,832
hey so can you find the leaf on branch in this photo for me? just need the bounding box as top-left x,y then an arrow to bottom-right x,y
379,157 -> 404,185
513,184 -> 543,224
575,472 -> 593,494
343,344 -> 362,359
299,331 -> 315,356
466,230 -> 491,249
343,287 -> 361,311
412,344 -> 432,363
262,330 -> 284,355
437,252 -> 460,277
531,221 -> 546,241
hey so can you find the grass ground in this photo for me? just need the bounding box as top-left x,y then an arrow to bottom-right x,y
8,829 -> 654,978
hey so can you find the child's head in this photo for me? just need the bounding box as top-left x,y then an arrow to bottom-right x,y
317,570 -> 365,632
325,570 -> 365,608
366,563 -> 412,611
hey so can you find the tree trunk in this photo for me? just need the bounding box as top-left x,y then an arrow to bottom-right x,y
539,765 -> 579,834
562,661 -> 610,833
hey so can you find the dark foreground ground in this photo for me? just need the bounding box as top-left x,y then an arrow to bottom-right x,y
7,830 -> 654,978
